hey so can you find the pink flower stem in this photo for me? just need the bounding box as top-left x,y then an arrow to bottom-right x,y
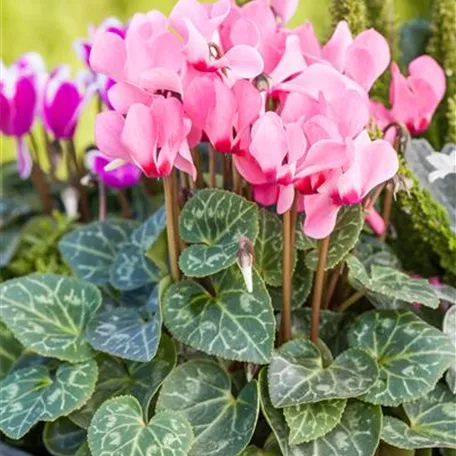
222,154 -> 233,190
379,183 -> 393,241
163,173 -> 181,282
208,144 -> 217,188
191,147 -> 205,189
339,288 -> 366,312
98,178 -> 107,222
280,206 -> 293,344
310,236 -> 330,343
117,190 -> 131,219
323,263 -> 345,309
232,160 -> 242,194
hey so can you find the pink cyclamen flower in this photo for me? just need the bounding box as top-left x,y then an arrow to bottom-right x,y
169,0 -> 264,79
295,21 -> 390,92
95,96 -> 196,180
85,148 -> 141,189
183,75 -> 262,153
303,131 -> 398,238
42,66 -> 95,139
0,53 -> 45,178
372,56 -> 446,135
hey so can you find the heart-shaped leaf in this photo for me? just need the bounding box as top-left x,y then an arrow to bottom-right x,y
0,274 -> 102,362
163,266 -> 275,363
0,359 -> 97,439
259,369 -> 382,456
0,321 -> 22,379
283,399 -> 347,444
240,446 -> 280,456
43,418 -> 87,456
269,252 -> 313,311
290,309 -> 353,355
0,225 -> 22,267
347,256 -> 439,309
268,339 -> 378,407
157,360 -> 259,456
381,383 -> 456,449
304,205 -> 364,270
354,234 -> 402,270
69,334 -> 176,428
110,207 -> 166,290
59,220 -> 139,284
88,396 -> 193,456
255,209 -> 288,287
348,310 -> 454,405
179,189 -> 258,277
86,282 -> 163,362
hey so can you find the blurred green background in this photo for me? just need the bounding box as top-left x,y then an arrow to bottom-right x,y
1,0 -> 431,162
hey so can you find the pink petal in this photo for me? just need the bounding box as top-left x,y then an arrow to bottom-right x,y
271,0 -> 299,23
90,30 -> 126,81
95,110 -> 130,161
253,183 -> 279,207
303,192 -> 340,239
286,122 -> 307,164
232,80 -> 262,138
233,152 -> 269,185
365,208 -> 386,235
184,19 -> 210,69
139,68 -> 183,95
346,29 -> 390,91
370,100 -> 392,131
277,184 -> 295,214
280,92 -> 320,124
269,35 -> 306,86
121,104 -> 158,177
250,112 -> 287,179
108,82 -> 153,115
409,55 -> 446,101
322,21 -> 352,71
184,75 -> 214,130
216,44 -> 264,79
303,115 -> 341,145
174,140 -> 197,181
295,22 -> 322,61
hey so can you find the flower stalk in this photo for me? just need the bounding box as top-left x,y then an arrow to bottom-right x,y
310,236 -> 330,342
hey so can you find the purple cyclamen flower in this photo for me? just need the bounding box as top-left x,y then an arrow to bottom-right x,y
42,65 -> 95,139
0,52 -> 45,178
85,148 -> 141,189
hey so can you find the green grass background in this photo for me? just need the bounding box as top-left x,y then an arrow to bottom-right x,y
1,0 -> 431,162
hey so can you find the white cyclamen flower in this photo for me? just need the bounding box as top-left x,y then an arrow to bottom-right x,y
427,147 -> 456,183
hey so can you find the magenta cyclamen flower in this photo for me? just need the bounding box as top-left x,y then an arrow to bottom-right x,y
371,56 -> 446,134
85,149 -> 141,189
42,66 -> 95,139
0,53 -> 45,178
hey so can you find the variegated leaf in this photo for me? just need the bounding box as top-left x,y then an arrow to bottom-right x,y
0,274 -> 102,362
69,335 -> 176,428
179,189 -> 258,277
157,360 -> 259,456
0,321 -> 22,379
59,220 -> 139,284
283,399 -> 347,444
349,310 -> 454,405
43,417 -> 86,456
443,305 -> 456,393
258,369 -> 382,456
381,383 -> 456,449
347,256 -> 439,309
163,266 -> 275,363
268,339 -> 378,407
0,360 -> 97,439
88,396 -> 193,456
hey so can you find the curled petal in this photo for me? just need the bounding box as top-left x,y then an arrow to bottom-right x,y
216,45 -> 264,79
95,110 -> 130,161
16,136 -> 33,179
90,30 -> 126,81
108,82 -> 153,115
303,192 -> 340,239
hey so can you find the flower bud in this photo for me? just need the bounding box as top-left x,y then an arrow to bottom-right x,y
237,236 -> 255,293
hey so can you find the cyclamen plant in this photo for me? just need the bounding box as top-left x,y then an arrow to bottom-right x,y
0,0 -> 455,456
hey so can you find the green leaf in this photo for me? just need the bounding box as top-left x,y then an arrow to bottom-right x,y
269,252 -> 313,311
255,209 -> 287,287
258,369 -> 382,456
0,197 -> 31,229
0,359 -> 97,439
157,360 -> 259,456
382,383 -> 456,449
86,282 -> 162,362
443,305 -> 456,393
268,339 -> 378,407
163,266 -> 275,363
74,442 -> 91,456
347,255 -> 439,309
69,334 -> 176,428
0,321 -> 22,379
0,225 -> 22,267
290,309 -> 353,355
43,418 -> 86,456
283,399 -> 347,444
348,310 -> 454,406
110,207 -> 166,290
354,234 -> 402,270
179,189 -> 258,277
305,205 -> 364,270
240,446 -> 279,456
88,396 -> 193,456
0,274 -> 102,362
59,220 -> 139,284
